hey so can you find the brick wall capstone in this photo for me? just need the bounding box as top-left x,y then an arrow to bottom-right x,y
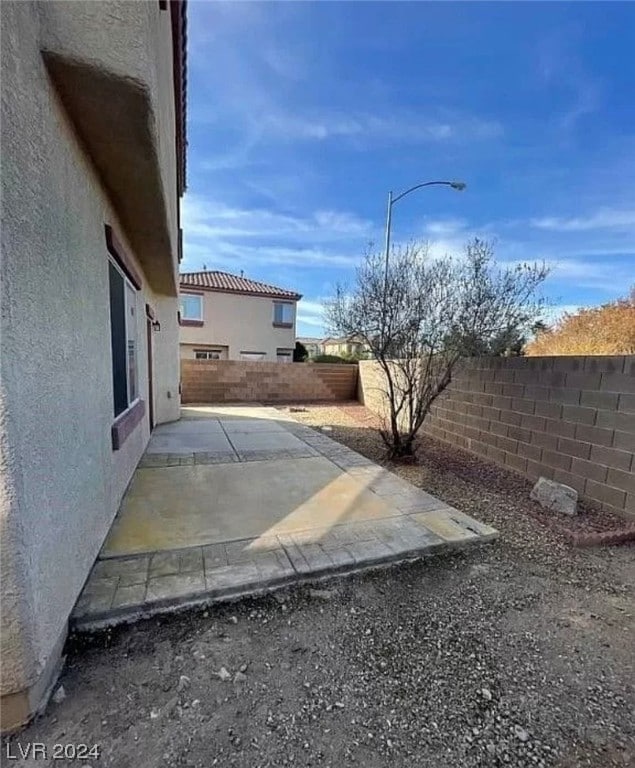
181,360 -> 358,404
358,356 -> 635,520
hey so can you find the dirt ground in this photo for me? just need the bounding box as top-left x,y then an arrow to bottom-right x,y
4,405 -> 634,768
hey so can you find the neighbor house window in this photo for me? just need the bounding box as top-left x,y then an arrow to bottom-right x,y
109,261 -> 138,417
273,301 -> 294,326
180,293 -> 203,321
195,349 -> 222,360
277,348 -> 293,363
240,351 -> 266,361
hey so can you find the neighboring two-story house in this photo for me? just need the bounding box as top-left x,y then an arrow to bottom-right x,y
0,0 -> 186,731
322,334 -> 371,358
179,271 -> 302,362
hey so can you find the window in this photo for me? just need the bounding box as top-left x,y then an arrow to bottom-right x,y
277,348 -> 293,363
273,301 -> 294,326
109,261 -> 138,417
180,293 -> 203,321
195,349 -> 222,360
240,351 -> 266,361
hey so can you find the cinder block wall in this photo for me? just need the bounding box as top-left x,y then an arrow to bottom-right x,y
181,360 -> 358,404
359,356 -> 635,519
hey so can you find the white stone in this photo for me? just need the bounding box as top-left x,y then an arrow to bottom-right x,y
530,477 -> 578,516
52,685 -> 66,704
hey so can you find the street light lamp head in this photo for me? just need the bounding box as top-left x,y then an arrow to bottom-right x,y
450,181 -> 467,191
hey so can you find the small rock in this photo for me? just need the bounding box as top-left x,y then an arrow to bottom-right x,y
514,725 -> 530,742
234,671 -> 247,684
150,708 -> 160,719
52,685 -> 66,704
177,675 -> 190,692
217,667 -> 232,682
309,588 -> 334,601
530,477 -> 577,516
320,426 -> 333,432
480,688 -> 493,701
229,616 -> 238,624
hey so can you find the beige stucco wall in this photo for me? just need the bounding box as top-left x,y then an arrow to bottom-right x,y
0,0 -> 180,727
179,291 -> 297,361
37,0 -> 178,252
324,341 -> 353,356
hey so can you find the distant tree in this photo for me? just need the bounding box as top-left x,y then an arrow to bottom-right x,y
293,341 -> 308,362
326,238 -> 549,458
526,287 -> 635,356
312,354 -> 356,364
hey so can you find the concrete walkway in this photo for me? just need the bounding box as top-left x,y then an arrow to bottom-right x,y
72,405 -> 498,629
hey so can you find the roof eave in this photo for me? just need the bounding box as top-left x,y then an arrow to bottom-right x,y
179,283 -> 301,302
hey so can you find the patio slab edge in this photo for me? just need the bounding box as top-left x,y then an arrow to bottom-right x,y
70,530 -> 498,632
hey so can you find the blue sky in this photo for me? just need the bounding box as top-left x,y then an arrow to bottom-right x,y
183,1 -> 635,337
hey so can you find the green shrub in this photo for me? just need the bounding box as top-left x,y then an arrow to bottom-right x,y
312,354 -> 357,364
293,341 -> 308,362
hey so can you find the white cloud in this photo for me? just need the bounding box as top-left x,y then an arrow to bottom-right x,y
531,207 -> 635,232
182,194 -> 375,244
181,194 -> 370,273
248,110 -> 503,145
297,299 -> 326,329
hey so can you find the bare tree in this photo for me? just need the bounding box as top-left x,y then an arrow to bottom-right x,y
325,239 -> 549,458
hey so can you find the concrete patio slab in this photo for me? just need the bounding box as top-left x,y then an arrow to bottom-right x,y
101,456 -> 408,556
153,419 -> 227,435
145,430 -> 235,455
220,419 -> 287,433
226,431 -> 307,453
73,405 -> 498,630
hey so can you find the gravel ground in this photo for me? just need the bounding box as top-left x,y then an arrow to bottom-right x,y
4,405 -> 634,768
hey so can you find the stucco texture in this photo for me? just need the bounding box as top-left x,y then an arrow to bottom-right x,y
0,0 -> 180,715
179,291 -> 297,361
39,1 -> 179,294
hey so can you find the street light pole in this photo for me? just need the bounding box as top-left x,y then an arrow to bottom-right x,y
383,189 -> 393,300
380,179 -> 466,342
383,179 -> 466,281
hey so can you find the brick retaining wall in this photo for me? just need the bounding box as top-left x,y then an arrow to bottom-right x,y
181,360 -> 358,404
359,356 -> 635,519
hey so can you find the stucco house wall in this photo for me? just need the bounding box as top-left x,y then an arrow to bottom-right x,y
179,291 -> 298,361
0,0 -> 182,730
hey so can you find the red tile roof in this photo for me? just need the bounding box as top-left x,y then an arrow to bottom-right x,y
180,271 -> 302,300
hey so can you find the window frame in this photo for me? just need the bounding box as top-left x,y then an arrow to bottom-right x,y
109,257 -> 140,418
180,292 -> 204,323
272,301 -> 294,327
194,349 -> 223,360
276,347 -> 293,363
